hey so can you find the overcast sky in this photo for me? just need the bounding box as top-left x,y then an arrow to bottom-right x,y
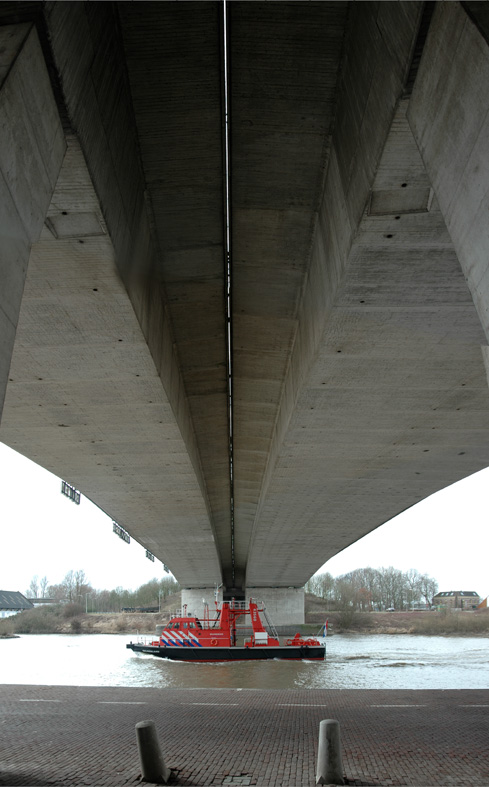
318,468 -> 489,598
0,442 -> 488,599
0,443 -> 168,595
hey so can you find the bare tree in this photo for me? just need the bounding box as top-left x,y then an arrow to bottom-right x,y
27,575 -> 39,598
63,570 -> 76,602
39,576 -> 49,598
47,582 -> 67,602
305,572 -> 335,604
405,568 -> 423,609
420,574 -> 438,608
73,570 -> 91,601
307,567 -> 439,612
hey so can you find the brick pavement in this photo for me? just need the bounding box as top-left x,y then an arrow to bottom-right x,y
0,686 -> 488,787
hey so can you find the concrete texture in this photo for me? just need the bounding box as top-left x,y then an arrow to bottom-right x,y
0,23 -> 64,417
246,587 -> 305,626
180,587 -> 303,626
181,587 -> 224,621
1,3 -> 489,602
0,135 -> 220,586
408,3 -> 489,342
1,684 -> 488,786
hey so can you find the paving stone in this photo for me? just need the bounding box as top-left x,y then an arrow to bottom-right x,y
0,686 -> 488,786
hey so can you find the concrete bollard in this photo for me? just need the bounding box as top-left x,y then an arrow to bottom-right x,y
135,720 -> 172,784
316,719 -> 344,786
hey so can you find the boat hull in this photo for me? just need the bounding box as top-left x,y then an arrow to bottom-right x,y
126,642 -> 325,661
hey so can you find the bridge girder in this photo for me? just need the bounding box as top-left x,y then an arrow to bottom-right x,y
1,2 -> 489,594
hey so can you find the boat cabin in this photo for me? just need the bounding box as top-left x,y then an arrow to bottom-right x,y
156,599 -> 280,648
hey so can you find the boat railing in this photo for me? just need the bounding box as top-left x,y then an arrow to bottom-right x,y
170,609 -> 188,619
169,610 -> 220,627
229,599 -> 247,610
260,605 -> 280,640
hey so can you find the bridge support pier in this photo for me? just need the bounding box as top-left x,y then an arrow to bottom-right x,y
181,587 -> 223,620
181,586 -> 304,625
245,587 -> 304,626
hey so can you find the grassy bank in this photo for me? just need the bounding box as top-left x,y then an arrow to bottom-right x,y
0,594 -> 179,636
305,593 -> 489,635
0,605 -> 163,635
2,594 -> 488,636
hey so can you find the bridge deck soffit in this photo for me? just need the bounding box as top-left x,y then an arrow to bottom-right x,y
0,134 -> 221,586
1,3 -> 489,592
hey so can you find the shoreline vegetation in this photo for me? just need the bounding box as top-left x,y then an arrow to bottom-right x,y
1,592 -> 488,637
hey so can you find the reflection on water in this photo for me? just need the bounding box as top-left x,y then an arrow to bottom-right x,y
1,633 -> 488,690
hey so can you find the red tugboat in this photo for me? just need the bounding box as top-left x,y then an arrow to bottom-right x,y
126,597 -> 325,661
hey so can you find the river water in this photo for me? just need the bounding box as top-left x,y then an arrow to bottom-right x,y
1,633 -> 488,689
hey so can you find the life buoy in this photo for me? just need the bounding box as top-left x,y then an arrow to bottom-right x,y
286,639 -> 294,646
211,639 -> 218,646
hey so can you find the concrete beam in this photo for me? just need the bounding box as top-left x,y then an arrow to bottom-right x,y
43,1 -> 231,582
0,23 -> 64,420
245,2 -> 426,587
408,2 -> 489,345
1,134 -> 222,586
2,5 -> 488,596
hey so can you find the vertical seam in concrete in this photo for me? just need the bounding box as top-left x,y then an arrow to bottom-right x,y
222,0 -> 235,588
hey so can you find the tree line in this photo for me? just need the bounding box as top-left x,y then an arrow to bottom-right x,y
27,565 -> 438,613
27,571 -> 180,613
305,567 -> 438,611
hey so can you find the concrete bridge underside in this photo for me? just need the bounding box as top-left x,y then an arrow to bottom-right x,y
1,2 -> 489,620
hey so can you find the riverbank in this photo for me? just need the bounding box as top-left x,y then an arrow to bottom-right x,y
305,591 -> 489,635
0,606 -> 166,636
1,591 -> 488,636
330,609 -> 489,635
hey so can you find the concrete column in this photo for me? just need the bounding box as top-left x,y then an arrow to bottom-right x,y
0,23 -> 64,421
245,587 -> 304,626
408,3 -> 489,346
183,586 -> 304,625
181,587 -> 223,621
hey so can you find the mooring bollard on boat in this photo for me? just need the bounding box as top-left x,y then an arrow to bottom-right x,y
135,719 -> 172,784
316,718 -> 344,786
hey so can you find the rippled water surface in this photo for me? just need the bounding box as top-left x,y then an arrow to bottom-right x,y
2,633 -> 488,689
